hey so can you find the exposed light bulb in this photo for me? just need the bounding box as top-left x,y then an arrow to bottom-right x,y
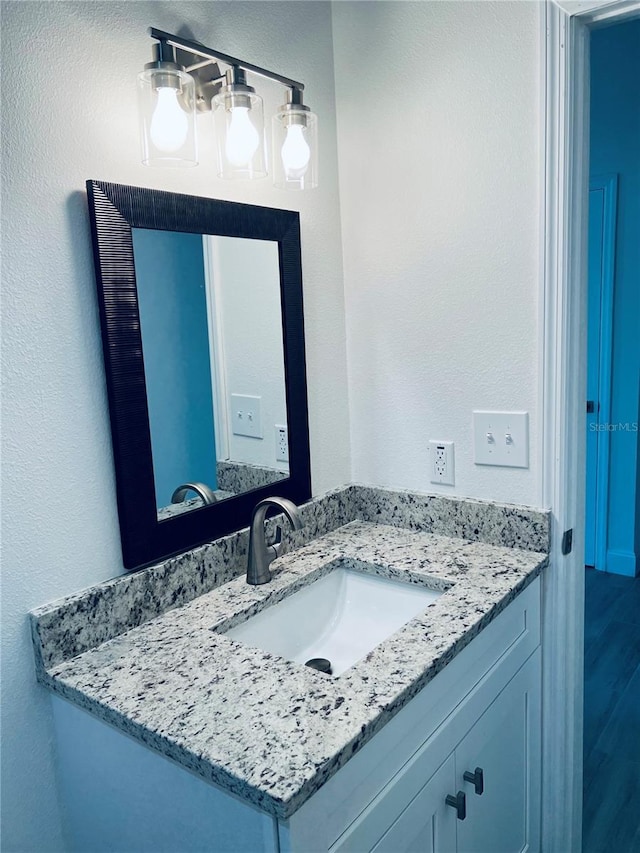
150,87 -> 189,152
281,124 -> 311,179
225,107 -> 260,167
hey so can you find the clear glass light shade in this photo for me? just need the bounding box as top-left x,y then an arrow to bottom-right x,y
212,91 -> 267,180
137,68 -> 197,167
272,108 -> 318,190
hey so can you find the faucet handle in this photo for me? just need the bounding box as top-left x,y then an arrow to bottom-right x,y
272,525 -> 284,558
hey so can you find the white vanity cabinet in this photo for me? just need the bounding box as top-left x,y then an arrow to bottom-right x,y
324,655 -> 539,853
282,579 -> 541,853
51,578 -> 541,853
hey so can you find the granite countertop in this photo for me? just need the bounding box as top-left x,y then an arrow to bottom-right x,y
37,519 -> 547,820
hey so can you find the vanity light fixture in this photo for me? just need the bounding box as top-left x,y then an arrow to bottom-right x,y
138,28 -> 317,189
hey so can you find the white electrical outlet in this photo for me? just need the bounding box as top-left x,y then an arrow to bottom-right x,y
429,440 -> 455,485
275,424 -> 289,462
230,394 -> 262,439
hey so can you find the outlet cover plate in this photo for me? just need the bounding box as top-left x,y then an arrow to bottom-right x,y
429,440 -> 455,485
231,394 -> 262,439
275,424 -> 289,463
473,411 -> 529,468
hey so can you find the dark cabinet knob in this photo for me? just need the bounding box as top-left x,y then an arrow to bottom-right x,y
463,766 -> 484,795
445,791 -> 466,820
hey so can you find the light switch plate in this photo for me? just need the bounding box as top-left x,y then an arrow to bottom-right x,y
231,394 -> 262,439
473,411 -> 529,468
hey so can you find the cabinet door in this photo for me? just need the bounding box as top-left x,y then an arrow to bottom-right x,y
455,651 -> 541,853
331,755 -> 458,853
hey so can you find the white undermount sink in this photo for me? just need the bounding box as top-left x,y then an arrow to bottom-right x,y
225,564 -> 444,676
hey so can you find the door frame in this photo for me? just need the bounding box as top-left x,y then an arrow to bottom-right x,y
541,2 -> 639,850
587,174 -> 617,571
203,235 -> 231,463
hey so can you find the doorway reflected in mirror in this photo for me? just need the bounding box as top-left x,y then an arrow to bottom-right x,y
132,228 -> 289,520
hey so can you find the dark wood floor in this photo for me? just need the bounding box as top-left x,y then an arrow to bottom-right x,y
583,568 -> 640,852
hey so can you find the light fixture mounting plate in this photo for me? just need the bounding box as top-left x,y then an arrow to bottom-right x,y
175,48 -> 222,112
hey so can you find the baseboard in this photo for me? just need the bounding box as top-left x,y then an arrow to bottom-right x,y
605,548 -> 638,577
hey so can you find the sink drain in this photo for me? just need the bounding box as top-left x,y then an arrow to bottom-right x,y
305,657 -> 332,675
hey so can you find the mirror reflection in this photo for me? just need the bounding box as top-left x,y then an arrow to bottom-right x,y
131,229 -> 288,521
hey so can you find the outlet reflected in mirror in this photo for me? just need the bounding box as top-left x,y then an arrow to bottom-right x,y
132,229 -> 289,521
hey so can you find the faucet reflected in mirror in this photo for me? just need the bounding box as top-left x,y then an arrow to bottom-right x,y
247,497 -> 304,585
160,482 -> 219,520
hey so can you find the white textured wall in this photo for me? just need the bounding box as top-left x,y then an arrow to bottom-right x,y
0,3 -> 348,849
2,1 -> 545,846
332,1 -> 542,506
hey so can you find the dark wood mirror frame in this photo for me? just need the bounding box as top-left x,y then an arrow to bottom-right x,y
86,180 -> 311,570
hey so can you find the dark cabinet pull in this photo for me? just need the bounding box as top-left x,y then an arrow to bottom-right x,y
463,767 -> 484,795
445,791 -> 466,820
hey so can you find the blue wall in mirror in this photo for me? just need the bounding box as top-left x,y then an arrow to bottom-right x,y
131,228 -> 217,509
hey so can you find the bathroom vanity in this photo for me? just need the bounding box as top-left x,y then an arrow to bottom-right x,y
31,486 -> 548,853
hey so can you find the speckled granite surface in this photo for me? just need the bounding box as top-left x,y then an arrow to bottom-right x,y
31,485 -> 549,673
216,460 -> 287,494
33,517 -> 547,820
352,486 -> 549,553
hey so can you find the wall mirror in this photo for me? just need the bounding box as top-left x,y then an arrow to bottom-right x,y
87,180 -> 311,569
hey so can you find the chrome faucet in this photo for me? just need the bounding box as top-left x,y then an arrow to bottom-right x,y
171,482 -> 217,506
247,497 -> 303,585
